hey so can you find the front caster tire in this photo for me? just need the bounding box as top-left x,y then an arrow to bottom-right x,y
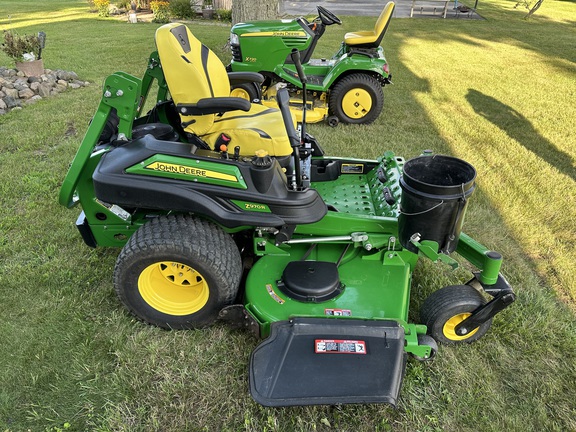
420,285 -> 492,345
411,334 -> 438,361
328,73 -> 384,124
327,115 -> 339,127
114,215 -> 242,330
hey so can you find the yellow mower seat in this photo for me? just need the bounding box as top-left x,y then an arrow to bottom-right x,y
155,23 -> 293,157
344,2 -> 395,47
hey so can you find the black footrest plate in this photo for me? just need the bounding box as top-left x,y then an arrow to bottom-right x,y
249,317 -> 406,407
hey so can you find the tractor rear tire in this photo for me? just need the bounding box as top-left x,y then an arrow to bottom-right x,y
114,215 -> 242,329
420,285 -> 492,345
329,73 -> 384,125
230,82 -> 262,103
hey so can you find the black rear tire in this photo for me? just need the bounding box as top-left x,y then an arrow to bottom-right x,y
420,285 -> 492,345
114,215 -> 242,329
230,82 -> 262,103
328,73 -> 384,124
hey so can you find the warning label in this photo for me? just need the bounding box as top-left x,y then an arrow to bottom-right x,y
325,308 -> 352,316
341,163 -> 364,174
266,284 -> 285,304
315,339 -> 367,355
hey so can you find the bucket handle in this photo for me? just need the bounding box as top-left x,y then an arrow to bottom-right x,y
400,182 -> 470,217
399,200 -> 444,216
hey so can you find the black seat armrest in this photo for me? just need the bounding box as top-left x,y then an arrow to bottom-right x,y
177,97 -> 251,116
227,72 -> 265,85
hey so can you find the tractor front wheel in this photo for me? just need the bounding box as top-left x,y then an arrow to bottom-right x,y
420,285 -> 492,345
329,73 -> 384,124
114,215 -> 242,329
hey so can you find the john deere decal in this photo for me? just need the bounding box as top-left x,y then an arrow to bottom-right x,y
126,156 -> 247,189
145,161 -> 237,182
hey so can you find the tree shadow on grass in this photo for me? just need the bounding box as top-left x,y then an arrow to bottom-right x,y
466,89 -> 576,181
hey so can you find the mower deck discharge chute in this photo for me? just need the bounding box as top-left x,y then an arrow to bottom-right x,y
59,23 -> 515,407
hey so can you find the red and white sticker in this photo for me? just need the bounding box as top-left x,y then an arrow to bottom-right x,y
324,308 -> 351,316
315,339 -> 367,354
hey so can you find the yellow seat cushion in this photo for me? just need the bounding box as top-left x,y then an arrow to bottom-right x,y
155,23 -> 293,157
344,30 -> 379,46
205,105 -> 294,156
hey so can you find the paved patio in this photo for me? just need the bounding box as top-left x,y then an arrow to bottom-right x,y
280,0 -> 483,19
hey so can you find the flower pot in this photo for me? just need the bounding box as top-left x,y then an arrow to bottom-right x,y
16,59 -> 44,77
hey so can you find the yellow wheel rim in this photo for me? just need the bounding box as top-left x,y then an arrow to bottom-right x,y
138,261 -> 209,316
230,87 -> 251,100
341,88 -> 372,119
442,313 -> 479,341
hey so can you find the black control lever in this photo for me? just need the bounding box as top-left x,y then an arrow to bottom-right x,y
290,48 -> 307,84
290,48 -> 307,146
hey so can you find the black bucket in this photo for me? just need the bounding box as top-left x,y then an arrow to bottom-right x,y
398,155 -> 476,254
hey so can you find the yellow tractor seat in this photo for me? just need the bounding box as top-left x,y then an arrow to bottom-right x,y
155,23 -> 294,158
344,2 -> 395,47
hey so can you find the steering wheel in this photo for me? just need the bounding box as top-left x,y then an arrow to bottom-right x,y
316,5 -> 342,25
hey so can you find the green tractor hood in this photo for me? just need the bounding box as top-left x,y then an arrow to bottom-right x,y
231,19 -> 312,71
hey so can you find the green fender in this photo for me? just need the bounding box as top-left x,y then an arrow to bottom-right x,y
322,55 -> 388,89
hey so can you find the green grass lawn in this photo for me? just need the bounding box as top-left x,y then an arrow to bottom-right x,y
1,0 -> 575,430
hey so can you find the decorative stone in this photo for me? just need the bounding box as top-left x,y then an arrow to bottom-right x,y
0,99 -> 6,109
38,83 -> 52,98
30,82 -> 40,91
4,88 -> 19,99
4,96 -> 21,109
57,70 -> 78,81
25,95 -> 43,104
18,88 -> 35,99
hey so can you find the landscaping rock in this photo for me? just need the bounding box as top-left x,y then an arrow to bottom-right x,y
0,66 -> 88,115
4,88 -> 19,99
25,95 -> 43,105
38,83 -> 52,98
18,88 -> 35,99
4,96 -> 21,109
57,70 -> 78,81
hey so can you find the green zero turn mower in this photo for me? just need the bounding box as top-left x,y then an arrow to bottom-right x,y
228,2 -> 395,126
59,23 -> 515,407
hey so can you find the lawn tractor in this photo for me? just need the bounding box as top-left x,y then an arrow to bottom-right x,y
59,23 -> 515,407
228,2 -> 395,126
